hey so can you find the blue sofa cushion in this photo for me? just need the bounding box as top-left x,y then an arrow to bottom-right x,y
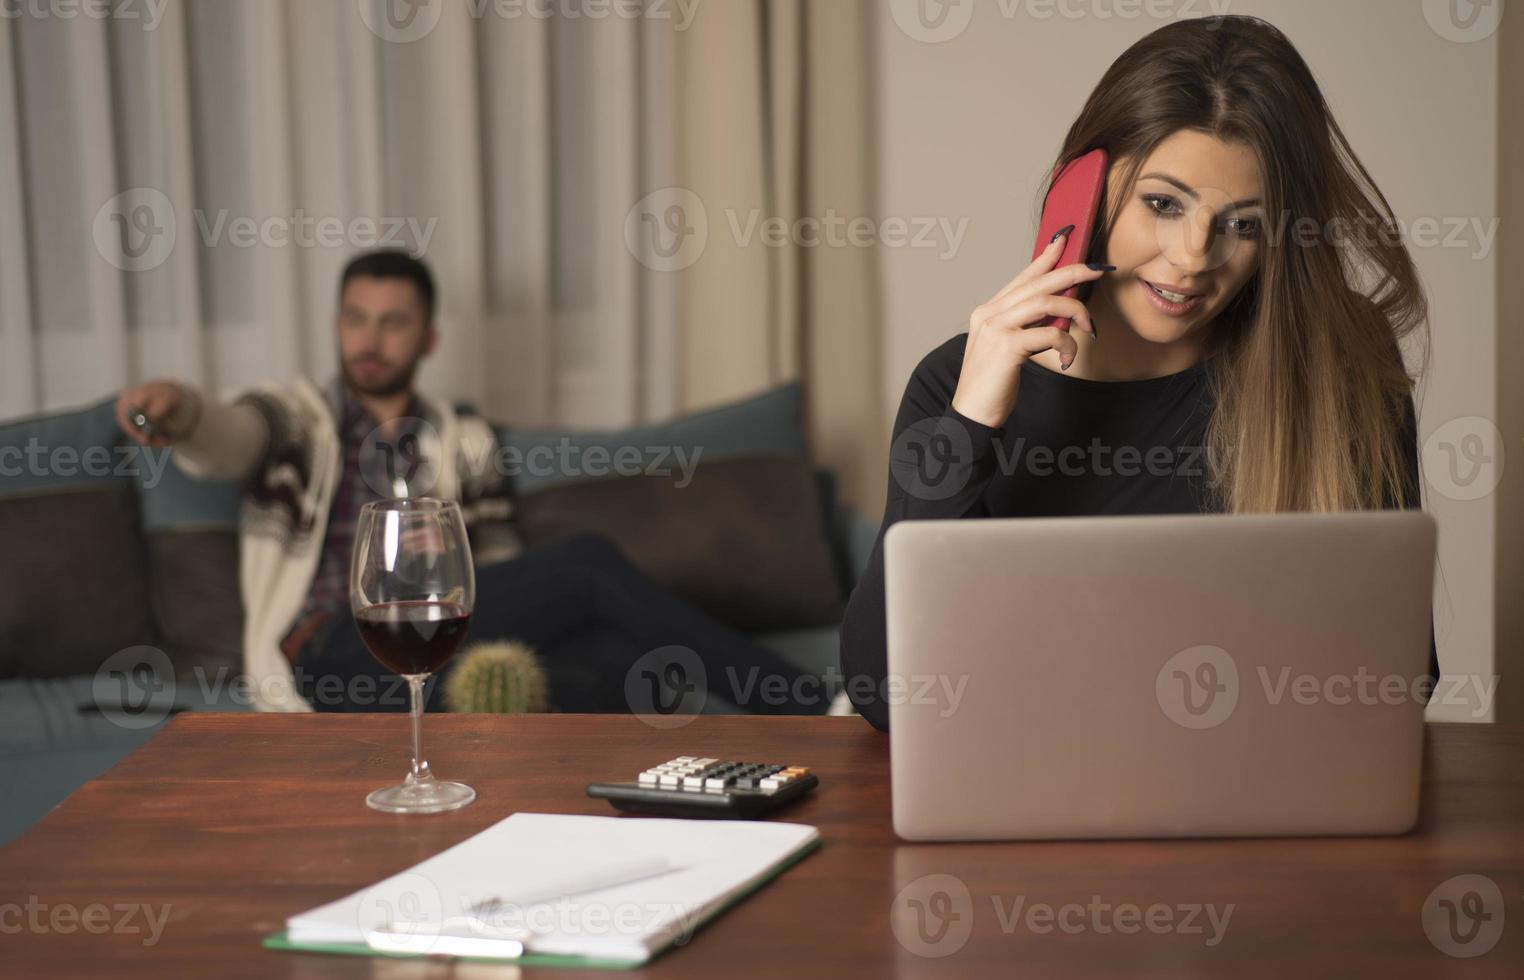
137,453 -> 242,533
0,398 -> 135,499
499,383 -> 808,497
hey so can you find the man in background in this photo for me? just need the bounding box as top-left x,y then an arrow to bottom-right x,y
116,250 -> 823,716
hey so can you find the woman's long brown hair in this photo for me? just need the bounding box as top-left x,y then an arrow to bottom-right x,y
1046,14 -> 1429,512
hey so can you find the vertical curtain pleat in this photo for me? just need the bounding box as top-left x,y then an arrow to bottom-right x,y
765,0 -> 803,381
479,9 -> 554,425
0,18 -> 37,417
282,0 -> 385,381
113,0 -> 207,388
243,0 -> 302,386
596,10 -> 642,424
672,2 -> 774,404
636,2 -> 677,422
25,11 -> 130,410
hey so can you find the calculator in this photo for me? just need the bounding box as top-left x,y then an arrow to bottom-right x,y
586,756 -> 818,818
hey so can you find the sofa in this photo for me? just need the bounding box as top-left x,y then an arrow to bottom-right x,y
0,382 -> 877,844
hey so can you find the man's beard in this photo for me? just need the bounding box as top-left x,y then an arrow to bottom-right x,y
342,357 -> 420,398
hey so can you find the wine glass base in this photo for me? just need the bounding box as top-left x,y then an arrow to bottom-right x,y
366,779 -> 476,814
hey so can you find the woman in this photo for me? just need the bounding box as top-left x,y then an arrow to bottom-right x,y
840,15 -> 1438,732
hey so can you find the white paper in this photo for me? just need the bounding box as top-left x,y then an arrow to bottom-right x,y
286,812 -> 819,964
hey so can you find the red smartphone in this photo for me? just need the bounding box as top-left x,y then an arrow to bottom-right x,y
1030,147 -> 1110,329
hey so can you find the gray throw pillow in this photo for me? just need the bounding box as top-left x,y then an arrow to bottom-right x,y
0,486 -> 159,678
145,530 -> 244,683
515,455 -> 845,631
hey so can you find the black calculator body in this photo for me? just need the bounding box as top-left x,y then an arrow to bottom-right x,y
587,757 -> 818,818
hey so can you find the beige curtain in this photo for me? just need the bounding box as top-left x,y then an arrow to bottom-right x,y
672,0 -> 886,517
2,0 -> 677,430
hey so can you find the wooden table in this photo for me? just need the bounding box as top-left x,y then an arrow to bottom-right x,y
1,715 -> 1520,978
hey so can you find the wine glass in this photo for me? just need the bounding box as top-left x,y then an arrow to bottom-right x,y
351,498 -> 476,813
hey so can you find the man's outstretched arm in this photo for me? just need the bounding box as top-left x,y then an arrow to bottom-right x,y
115,380 -> 270,482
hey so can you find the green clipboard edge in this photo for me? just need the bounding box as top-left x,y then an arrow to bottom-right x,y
262,835 -> 822,970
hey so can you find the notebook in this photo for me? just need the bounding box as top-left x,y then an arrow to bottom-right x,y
265,812 -> 820,968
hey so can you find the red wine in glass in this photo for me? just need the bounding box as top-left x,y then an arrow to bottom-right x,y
355,600 -> 472,676
351,498 -> 477,814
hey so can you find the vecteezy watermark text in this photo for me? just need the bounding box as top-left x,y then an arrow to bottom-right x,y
93,187 -> 438,273
0,898 -> 171,947
357,0 -> 703,43
361,418 -> 708,499
1157,645 -> 1496,730
1,0 -> 168,30
891,873 -> 1234,958
0,440 -> 171,487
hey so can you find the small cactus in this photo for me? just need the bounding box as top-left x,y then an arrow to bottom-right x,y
445,640 -> 550,713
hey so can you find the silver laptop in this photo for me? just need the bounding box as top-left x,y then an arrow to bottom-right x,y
885,510 -> 1437,841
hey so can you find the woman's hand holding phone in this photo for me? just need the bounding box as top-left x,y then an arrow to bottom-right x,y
949,230 -> 1107,429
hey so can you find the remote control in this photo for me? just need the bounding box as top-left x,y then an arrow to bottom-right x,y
127,405 -> 158,440
587,756 -> 818,819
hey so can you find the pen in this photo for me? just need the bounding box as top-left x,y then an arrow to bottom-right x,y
365,854 -> 678,959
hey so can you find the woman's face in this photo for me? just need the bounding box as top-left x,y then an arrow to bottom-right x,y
1093,130 -> 1265,347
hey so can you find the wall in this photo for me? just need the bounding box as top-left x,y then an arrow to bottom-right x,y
1496,7 -> 1522,724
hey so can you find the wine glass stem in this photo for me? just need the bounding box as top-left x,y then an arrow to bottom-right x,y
407,674 -> 430,782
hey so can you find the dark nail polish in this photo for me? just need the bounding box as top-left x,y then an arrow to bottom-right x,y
1086,262 -> 1116,271
1050,224 -> 1075,243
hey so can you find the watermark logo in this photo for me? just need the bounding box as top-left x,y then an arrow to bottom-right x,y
359,417 -> 443,498
358,872 -> 446,954
91,645 -> 177,729
625,187 -> 708,273
1155,645 -> 1238,730
891,873 -> 975,957
727,208 -> 967,260
93,187 -> 176,273
1145,182 -> 1257,277
889,0 -> 974,43
624,645 -> 706,727
1421,0 -> 1504,43
1422,415 -> 1504,502
93,188 -> 437,272
891,415 -> 975,501
624,187 -> 968,271
891,873 -> 1235,957
1421,874 -> 1505,957
357,0 -> 442,43
1156,647 -> 1494,724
